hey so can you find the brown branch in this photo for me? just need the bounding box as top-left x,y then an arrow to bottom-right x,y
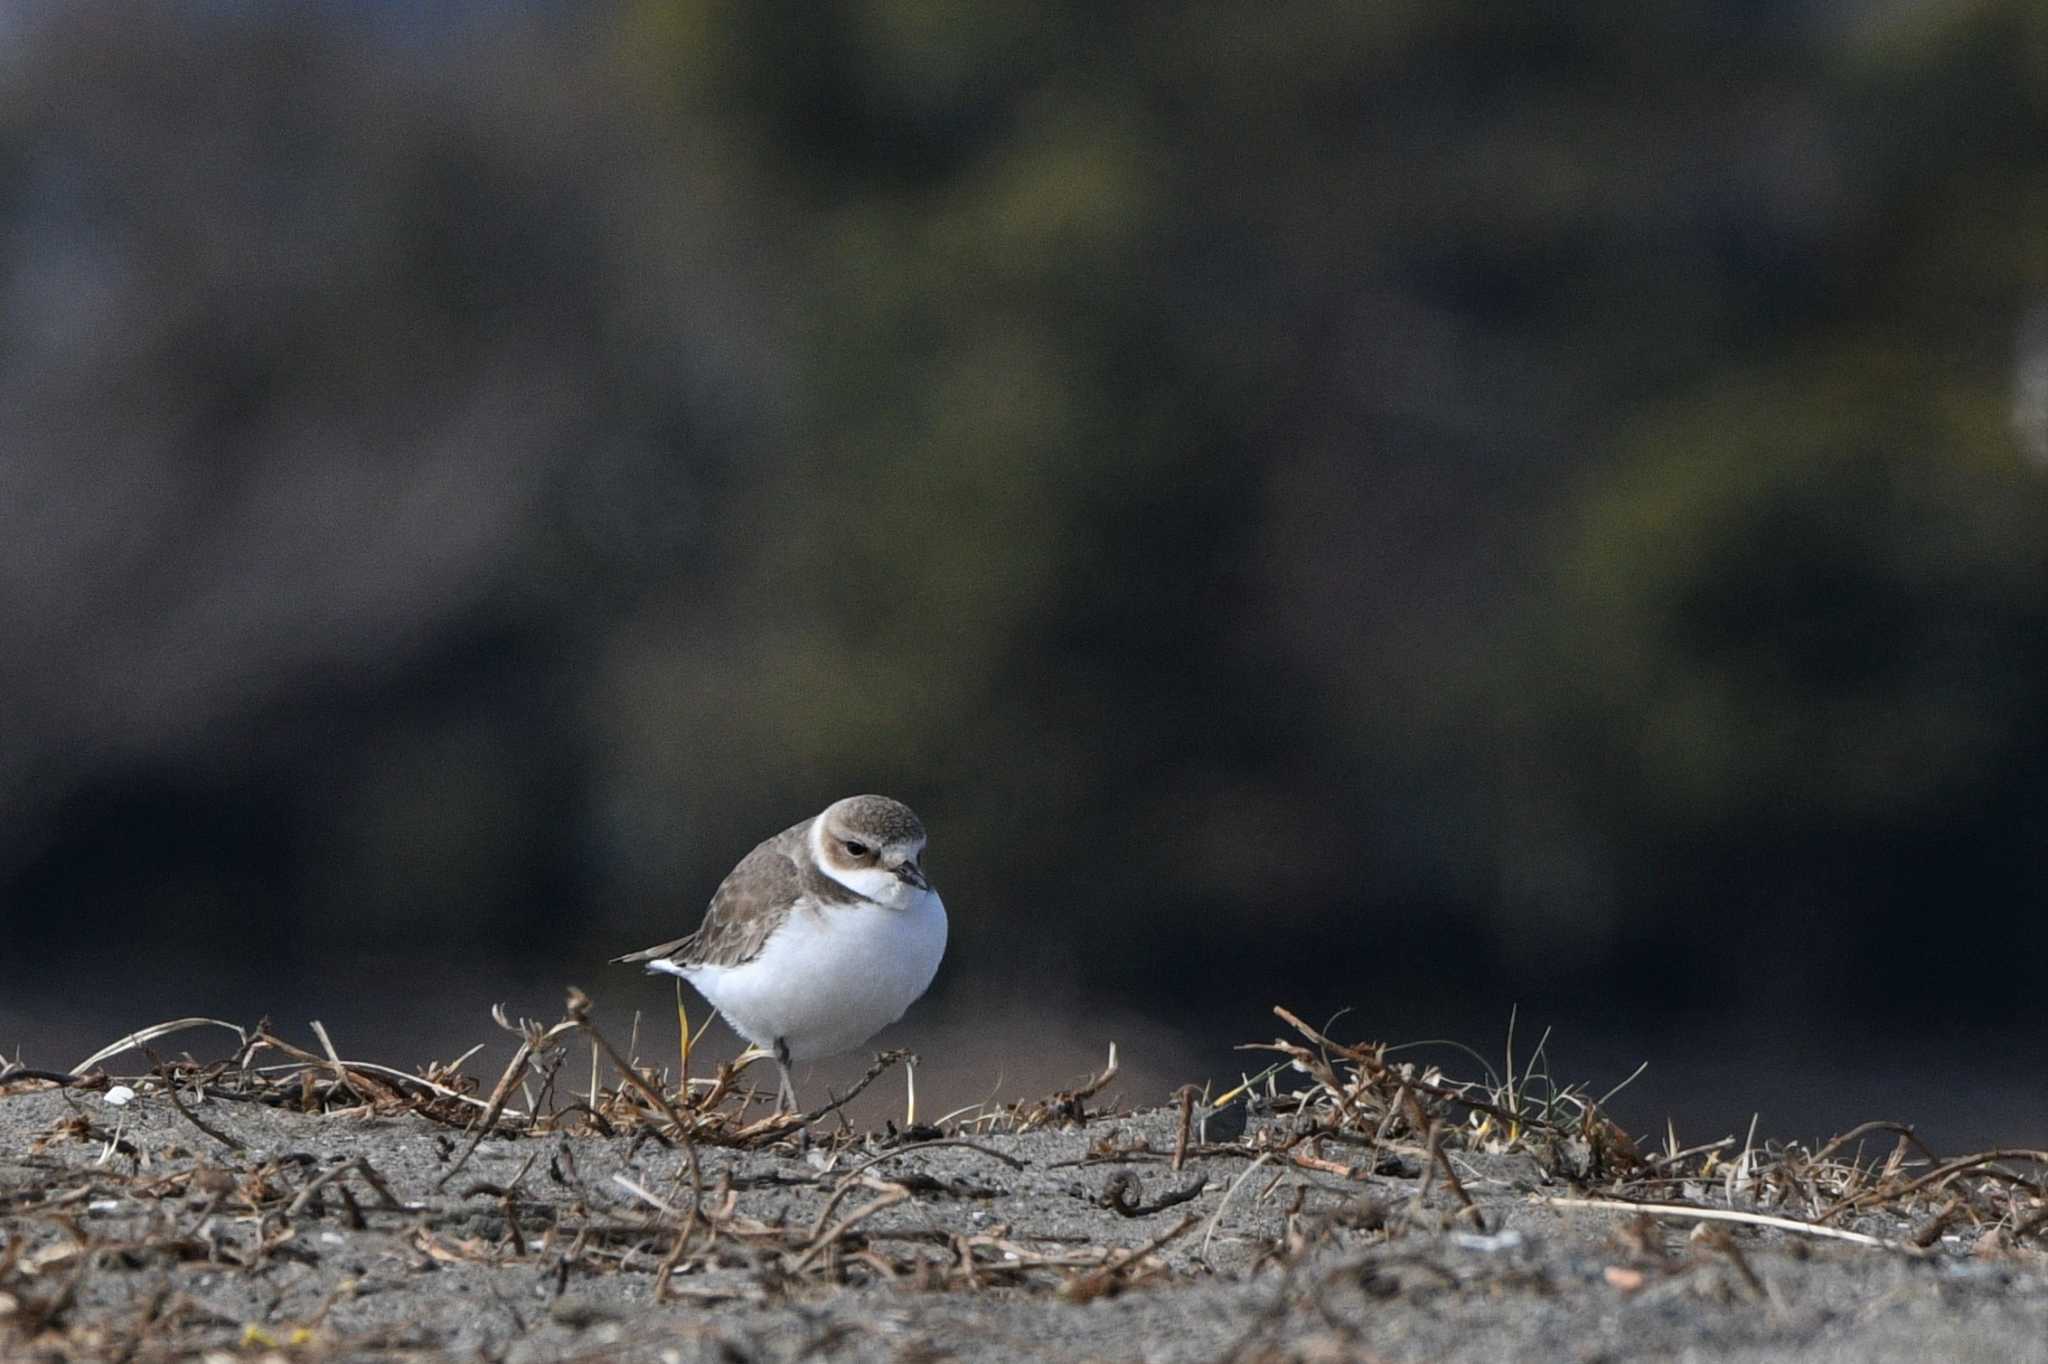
1821,1148 -> 2048,1222
433,1023 -> 565,1192
788,1178 -> 912,1273
835,1137 -> 1028,1183
1059,1213 -> 1199,1302
144,1050 -> 244,1152
564,989 -> 703,1257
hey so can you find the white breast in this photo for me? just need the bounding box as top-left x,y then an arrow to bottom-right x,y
675,888 -> 947,1062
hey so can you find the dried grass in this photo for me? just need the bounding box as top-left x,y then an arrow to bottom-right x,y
3,996 -> 2045,1361
1224,1006 -> 2048,1261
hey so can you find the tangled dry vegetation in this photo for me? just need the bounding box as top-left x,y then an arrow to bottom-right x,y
3,998 -> 2046,1361
1246,1008 -> 2048,1254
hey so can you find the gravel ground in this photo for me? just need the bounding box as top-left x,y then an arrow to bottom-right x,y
3,1083 -> 2045,1363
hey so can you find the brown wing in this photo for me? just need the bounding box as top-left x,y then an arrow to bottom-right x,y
610,819 -> 811,970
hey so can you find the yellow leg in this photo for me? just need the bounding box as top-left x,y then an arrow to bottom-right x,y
675,979 -> 692,1099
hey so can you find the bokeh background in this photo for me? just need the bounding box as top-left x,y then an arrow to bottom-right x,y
3,2 -> 2044,1150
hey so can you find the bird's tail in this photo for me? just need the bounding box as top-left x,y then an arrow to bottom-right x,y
609,934 -> 692,966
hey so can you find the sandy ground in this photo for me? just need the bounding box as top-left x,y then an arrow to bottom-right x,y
4,1079 -> 2047,1364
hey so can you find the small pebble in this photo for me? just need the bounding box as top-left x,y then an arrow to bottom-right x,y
1450,1228 -> 1526,1254
103,1086 -> 136,1107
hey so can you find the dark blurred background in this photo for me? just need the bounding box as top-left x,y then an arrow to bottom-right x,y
3,3 -> 2044,1150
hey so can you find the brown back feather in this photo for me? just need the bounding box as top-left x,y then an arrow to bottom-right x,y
610,817 -> 874,970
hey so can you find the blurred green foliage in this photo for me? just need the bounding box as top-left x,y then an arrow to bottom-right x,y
596,2 -> 2048,993
3,1 -> 2044,1023
1556,357 -> 2047,829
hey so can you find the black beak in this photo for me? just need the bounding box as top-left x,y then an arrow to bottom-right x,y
895,860 -> 929,890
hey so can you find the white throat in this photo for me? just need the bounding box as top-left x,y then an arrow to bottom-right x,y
808,815 -> 917,908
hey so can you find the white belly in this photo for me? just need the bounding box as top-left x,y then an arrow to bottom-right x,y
674,891 -> 946,1061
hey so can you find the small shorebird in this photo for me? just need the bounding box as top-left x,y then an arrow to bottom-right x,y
613,795 -> 947,1111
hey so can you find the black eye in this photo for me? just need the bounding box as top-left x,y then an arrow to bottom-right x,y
843,840 -> 869,858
